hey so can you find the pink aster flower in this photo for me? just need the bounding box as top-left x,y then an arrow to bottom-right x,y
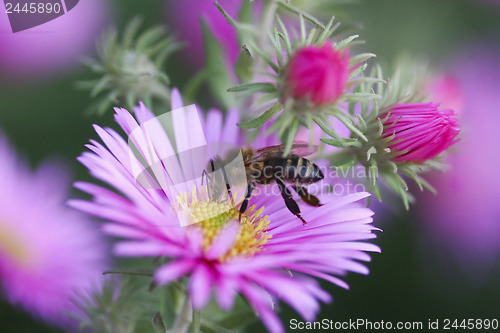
381,102 -> 460,163
71,89 -> 380,333
285,43 -> 350,106
0,135 -> 107,327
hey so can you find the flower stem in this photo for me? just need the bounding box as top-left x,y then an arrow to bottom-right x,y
192,309 -> 201,333
167,293 -> 193,333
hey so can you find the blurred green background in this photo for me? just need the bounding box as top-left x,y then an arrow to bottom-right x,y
1,0 -> 499,332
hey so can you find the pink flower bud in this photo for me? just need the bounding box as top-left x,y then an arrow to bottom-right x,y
382,103 -> 460,163
285,43 -> 350,106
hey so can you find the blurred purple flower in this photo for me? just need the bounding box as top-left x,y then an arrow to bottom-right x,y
0,0 -> 109,79
0,135 -> 107,327
418,47 -> 500,267
165,0 -> 245,67
426,75 -> 464,116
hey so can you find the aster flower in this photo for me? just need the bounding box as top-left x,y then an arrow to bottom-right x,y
0,135 -> 106,327
71,89 -> 380,333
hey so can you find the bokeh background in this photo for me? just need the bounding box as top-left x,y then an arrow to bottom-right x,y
1,0 -> 499,332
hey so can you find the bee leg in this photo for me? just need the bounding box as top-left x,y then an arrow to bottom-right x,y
201,169 -> 215,200
221,169 -> 234,205
239,181 -> 255,221
274,177 -> 307,225
291,185 -> 323,207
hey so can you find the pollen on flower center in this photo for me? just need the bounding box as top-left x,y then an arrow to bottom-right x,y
175,186 -> 271,261
0,223 -> 33,267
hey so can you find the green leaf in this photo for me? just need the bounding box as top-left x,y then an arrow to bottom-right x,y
200,320 -> 236,333
234,45 -> 254,82
238,0 -> 253,23
201,20 -> 235,108
277,1 -> 325,29
238,102 -> 283,129
152,312 -> 166,333
103,268 -> 154,277
217,309 -> 258,329
227,82 -> 276,95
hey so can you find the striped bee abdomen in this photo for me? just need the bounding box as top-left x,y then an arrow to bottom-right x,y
282,156 -> 324,184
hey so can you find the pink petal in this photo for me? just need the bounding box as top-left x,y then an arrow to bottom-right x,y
155,260 -> 195,285
189,264 -> 214,309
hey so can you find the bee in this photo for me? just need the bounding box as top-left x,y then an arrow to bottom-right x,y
202,142 -> 324,224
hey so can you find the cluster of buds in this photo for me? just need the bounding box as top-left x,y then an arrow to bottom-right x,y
214,1 -> 460,206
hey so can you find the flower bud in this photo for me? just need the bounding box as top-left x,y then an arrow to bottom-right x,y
382,102 -> 460,163
285,43 -> 350,106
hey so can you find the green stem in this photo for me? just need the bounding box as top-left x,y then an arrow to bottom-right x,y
167,293 -> 192,333
192,309 -> 201,333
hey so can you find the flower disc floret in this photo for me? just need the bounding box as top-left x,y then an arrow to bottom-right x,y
175,186 -> 271,262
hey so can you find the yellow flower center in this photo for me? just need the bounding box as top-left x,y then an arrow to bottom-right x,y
175,186 -> 271,261
0,222 -> 33,267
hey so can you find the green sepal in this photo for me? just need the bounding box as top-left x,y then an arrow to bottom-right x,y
336,34 -> 359,50
277,1 -> 325,29
329,151 -> 358,168
321,138 -> 361,148
237,102 -> 283,129
227,82 -> 275,95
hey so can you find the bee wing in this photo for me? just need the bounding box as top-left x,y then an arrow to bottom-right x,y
289,141 -> 319,156
254,141 -> 318,160
256,141 -> 318,156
